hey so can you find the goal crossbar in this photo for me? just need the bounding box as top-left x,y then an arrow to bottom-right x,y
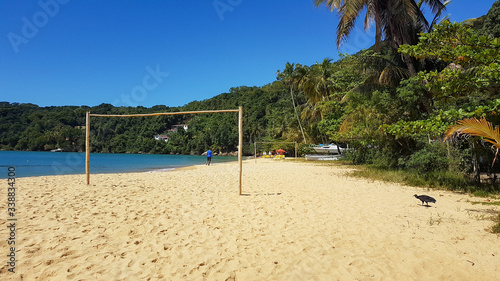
89,109 -> 240,118
85,107 -> 244,195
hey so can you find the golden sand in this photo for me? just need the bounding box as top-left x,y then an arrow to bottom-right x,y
0,159 -> 499,280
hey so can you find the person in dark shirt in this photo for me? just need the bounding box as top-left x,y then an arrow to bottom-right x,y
206,149 -> 213,166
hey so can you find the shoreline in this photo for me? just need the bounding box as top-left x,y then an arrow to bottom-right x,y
1,159 -> 498,280
0,150 -> 238,179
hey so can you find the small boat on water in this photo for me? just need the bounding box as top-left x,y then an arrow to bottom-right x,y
305,154 -> 344,161
312,143 -> 347,154
306,143 -> 349,161
50,148 -> 63,152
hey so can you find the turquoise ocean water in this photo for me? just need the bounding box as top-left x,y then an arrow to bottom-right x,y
0,151 -> 236,179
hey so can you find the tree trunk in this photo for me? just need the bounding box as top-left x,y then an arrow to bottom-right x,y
290,85 -> 307,144
374,5 -> 382,53
472,140 -> 480,183
403,54 -> 417,76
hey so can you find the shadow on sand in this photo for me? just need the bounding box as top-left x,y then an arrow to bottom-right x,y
241,193 -> 282,196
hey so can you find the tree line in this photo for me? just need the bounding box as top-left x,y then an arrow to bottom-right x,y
0,85 -> 302,156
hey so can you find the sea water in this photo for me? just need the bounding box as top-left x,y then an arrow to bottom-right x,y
0,151 -> 236,178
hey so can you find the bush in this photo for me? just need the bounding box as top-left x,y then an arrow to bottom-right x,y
298,143 -> 316,156
404,142 -> 449,174
343,144 -> 377,165
372,146 -> 405,168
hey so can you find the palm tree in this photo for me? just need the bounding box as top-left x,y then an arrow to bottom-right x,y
357,50 -> 410,88
314,0 -> 447,75
277,63 -> 308,143
297,58 -> 335,104
300,100 -> 324,122
313,0 -> 384,52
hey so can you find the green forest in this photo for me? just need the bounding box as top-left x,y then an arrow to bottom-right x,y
2,1 -> 500,192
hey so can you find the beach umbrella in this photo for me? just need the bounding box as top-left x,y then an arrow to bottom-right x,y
276,148 -> 286,155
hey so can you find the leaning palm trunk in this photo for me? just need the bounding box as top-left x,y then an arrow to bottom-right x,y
277,62 -> 308,144
289,86 -> 307,144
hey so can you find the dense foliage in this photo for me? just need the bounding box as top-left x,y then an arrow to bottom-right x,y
474,0 -> 500,38
0,85 -> 302,155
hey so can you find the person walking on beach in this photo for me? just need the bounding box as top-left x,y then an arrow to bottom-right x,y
206,149 -> 213,166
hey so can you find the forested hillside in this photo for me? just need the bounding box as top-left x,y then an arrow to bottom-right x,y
2,1 -> 500,192
0,84 -> 305,155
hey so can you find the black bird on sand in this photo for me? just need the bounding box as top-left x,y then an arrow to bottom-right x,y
414,194 -> 436,206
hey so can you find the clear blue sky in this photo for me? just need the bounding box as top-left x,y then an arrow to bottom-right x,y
0,0 -> 497,108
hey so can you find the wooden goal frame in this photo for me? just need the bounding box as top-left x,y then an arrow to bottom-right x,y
85,107 -> 244,195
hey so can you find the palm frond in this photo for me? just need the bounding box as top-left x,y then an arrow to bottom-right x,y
313,0 -> 344,11
420,0 -> 447,15
428,0 -> 451,31
336,0 -> 366,48
379,65 -> 410,86
339,112 -> 355,134
444,117 -> 500,149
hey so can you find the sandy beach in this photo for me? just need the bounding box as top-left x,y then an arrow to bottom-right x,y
1,159 -> 499,280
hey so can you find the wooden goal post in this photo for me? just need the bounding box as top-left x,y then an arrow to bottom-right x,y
85,107 -> 244,195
